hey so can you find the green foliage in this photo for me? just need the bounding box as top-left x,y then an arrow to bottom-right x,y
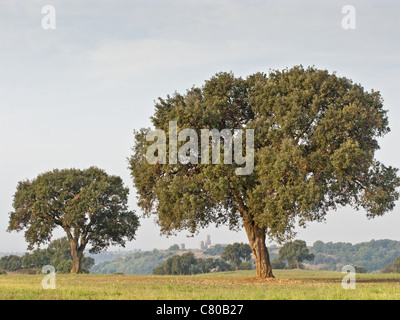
90,249 -> 176,275
352,265 -> 367,274
381,262 -> 394,273
129,66 -> 399,241
203,244 -> 226,256
168,244 -> 180,251
271,259 -> 286,270
309,239 -> 400,272
221,243 -> 252,270
156,252 -> 198,275
153,252 -> 234,275
22,248 -> 50,269
0,255 -> 23,272
194,257 -> 232,273
19,237 -> 94,273
238,261 -> 253,270
56,260 -> 73,273
8,167 -> 139,273
86,251 -> 126,264
278,240 -> 314,269
212,259 -> 233,272
393,257 -> 400,273
129,66 -> 399,278
152,265 -> 165,275
90,243 -> 244,276
268,246 -> 280,262
82,257 -> 95,273
47,237 -> 72,272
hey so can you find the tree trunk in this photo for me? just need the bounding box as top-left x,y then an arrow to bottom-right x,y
244,220 -> 274,279
69,240 -> 84,274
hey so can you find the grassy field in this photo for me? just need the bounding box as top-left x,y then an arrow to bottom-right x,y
1,269 -> 400,300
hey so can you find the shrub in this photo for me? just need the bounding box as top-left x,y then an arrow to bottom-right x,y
271,259 -> 286,270
238,261 -> 253,270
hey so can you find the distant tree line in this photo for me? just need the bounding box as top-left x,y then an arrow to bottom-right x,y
153,243 -> 253,275
156,239 -> 400,274
152,252 -> 232,275
0,255 -> 22,273
153,252 -> 231,275
90,249 -> 176,275
269,239 -> 400,273
203,244 -> 226,256
308,239 -> 400,272
0,237 -> 94,274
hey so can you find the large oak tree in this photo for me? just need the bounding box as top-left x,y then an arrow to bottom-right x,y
8,167 -> 139,273
129,66 -> 399,278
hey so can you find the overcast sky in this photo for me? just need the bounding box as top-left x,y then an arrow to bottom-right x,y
1,0 -> 399,252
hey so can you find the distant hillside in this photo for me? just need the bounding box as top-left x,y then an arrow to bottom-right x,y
305,239 -> 400,272
89,239 -> 400,274
86,251 -> 134,265
90,246 -> 230,275
90,249 -> 175,274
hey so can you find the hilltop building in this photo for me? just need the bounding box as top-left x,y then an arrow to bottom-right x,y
205,235 -> 211,248
198,241 -> 205,250
199,235 -> 212,250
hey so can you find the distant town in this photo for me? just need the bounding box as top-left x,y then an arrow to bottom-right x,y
175,235 -> 213,251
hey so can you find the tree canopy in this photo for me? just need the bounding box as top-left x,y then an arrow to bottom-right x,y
152,252 -> 233,275
221,242 -> 252,270
0,237 -> 94,273
310,239 -> 400,272
278,240 -> 314,269
0,255 -> 23,272
21,237 -> 94,273
129,66 -> 399,278
8,167 -> 139,273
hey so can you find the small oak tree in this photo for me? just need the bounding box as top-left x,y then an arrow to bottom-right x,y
8,167 -> 139,273
221,243 -> 252,270
129,66 -> 399,279
393,257 -> 400,273
278,240 -> 314,269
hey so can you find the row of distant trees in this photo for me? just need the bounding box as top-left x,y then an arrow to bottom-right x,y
4,238 -> 400,275
153,241 -> 318,275
153,243 -> 254,275
0,237 -> 94,274
307,239 -> 400,272
270,239 -> 400,273
90,249 -> 175,274
153,252 -> 233,275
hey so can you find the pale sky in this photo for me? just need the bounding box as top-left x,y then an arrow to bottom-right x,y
1,0 -> 399,252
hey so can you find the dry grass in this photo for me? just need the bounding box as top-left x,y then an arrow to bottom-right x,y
1,269 -> 400,300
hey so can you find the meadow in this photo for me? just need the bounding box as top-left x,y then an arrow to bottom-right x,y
1,269 -> 400,300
